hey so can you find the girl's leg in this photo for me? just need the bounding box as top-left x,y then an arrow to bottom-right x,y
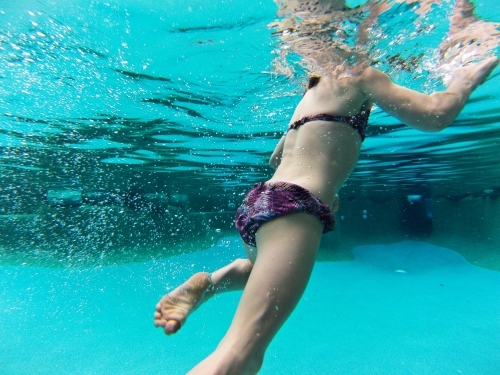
154,258 -> 253,334
188,212 -> 323,375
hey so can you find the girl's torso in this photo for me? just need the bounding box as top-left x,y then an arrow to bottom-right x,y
269,75 -> 371,207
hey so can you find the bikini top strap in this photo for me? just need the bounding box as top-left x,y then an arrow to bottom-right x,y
288,114 -> 325,131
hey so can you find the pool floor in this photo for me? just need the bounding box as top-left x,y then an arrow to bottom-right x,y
1,239 -> 499,374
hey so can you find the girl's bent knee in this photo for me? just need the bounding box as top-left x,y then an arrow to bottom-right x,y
235,258 -> 253,272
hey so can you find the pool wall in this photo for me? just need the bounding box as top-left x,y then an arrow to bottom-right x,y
321,195 -> 500,270
1,195 -> 499,269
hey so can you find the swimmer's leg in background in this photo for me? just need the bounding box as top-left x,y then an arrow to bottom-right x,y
154,258 -> 253,335
188,212 -> 323,375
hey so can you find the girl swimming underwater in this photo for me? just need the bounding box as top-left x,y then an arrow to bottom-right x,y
154,1 -> 499,373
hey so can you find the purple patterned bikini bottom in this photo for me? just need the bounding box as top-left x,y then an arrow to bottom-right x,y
234,181 -> 335,247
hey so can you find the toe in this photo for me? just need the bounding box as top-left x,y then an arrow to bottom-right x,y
154,318 -> 166,327
165,319 -> 181,334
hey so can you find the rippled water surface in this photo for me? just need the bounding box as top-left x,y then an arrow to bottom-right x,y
2,0 -> 499,211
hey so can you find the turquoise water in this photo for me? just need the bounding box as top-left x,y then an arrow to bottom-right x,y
2,0 -> 500,373
1,0 -> 500,203
2,239 -> 499,374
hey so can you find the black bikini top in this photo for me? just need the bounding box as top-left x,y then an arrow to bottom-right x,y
288,109 -> 370,142
288,76 -> 370,142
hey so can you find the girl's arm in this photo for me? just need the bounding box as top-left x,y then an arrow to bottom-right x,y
269,136 -> 286,169
357,57 -> 498,132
